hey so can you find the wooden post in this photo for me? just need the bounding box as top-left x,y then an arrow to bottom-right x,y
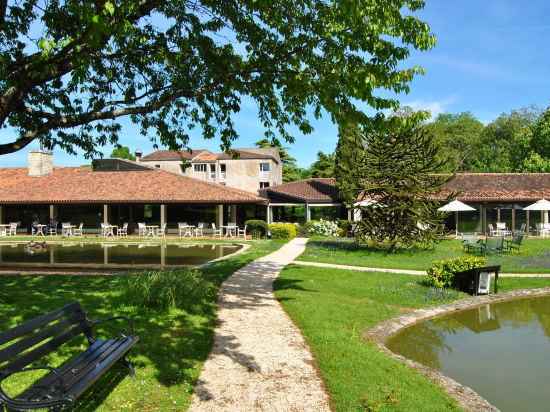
103,204 -> 109,224
217,204 -> 224,228
160,204 -> 166,228
512,208 -> 516,232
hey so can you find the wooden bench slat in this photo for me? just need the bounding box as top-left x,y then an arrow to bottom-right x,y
0,317 -> 77,365
0,302 -> 82,347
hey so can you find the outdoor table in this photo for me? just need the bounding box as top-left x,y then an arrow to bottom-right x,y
62,224 -> 76,237
222,225 -> 237,238
146,225 -> 159,237
180,225 -> 195,237
0,224 -> 10,236
103,224 -> 116,237
34,224 -> 47,236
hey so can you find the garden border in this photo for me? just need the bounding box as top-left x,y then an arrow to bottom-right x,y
364,287 -> 550,412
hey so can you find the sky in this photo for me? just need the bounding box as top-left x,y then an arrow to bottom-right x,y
2,0 -> 550,169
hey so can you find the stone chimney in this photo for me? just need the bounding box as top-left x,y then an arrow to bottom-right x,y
135,150 -> 142,162
28,150 -> 53,177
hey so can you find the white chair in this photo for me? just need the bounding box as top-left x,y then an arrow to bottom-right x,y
117,223 -> 128,237
211,223 -> 222,237
195,223 -> 204,237
238,225 -> 247,239
61,222 -> 72,237
73,223 -> 84,237
156,223 -> 167,238
137,222 -> 147,237
488,224 -> 498,237
178,222 -> 188,238
8,222 -> 18,236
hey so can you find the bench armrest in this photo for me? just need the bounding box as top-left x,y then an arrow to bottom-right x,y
92,315 -> 135,336
0,367 -> 73,410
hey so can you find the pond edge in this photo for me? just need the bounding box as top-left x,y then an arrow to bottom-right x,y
364,287 -> 550,412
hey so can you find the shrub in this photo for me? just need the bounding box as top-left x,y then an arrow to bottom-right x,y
269,222 -> 297,239
426,256 -> 487,289
337,219 -> 352,237
124,269 -> 215,311
306,219 -> 340,237
245,219 -> 268,239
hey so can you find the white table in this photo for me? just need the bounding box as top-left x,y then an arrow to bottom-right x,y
62,224 -> 76,237
179,225 -> 195,237
102,224 -> 116,237
33,224 -> 47,236
222,225 -> 238,237
0,224 -> 10,237
146,225 -> 159,237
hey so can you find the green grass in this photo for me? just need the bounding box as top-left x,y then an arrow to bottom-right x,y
274,265 -> 550,411
0,239 -> 284,411
298,237 -> 550,273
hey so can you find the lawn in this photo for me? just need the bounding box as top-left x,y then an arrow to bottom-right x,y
0,239 -> 284,411
298,237 -> 550,273
274,264 -> 550,411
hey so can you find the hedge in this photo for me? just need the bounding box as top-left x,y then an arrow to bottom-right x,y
426,256 -> 487,288
245,219 -> 268,239
269,223 -> 297,240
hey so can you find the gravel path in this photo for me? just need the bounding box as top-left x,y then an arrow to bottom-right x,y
189,238 -> 331,412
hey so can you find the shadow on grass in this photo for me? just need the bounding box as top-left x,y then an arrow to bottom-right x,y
307,239 -> 435,255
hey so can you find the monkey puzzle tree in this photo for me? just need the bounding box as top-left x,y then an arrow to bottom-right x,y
336,114 -> 452,249
0,1 -> 434,158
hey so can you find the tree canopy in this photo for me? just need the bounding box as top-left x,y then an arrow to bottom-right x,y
110,145 -> 135,160
0,0 -> 435,158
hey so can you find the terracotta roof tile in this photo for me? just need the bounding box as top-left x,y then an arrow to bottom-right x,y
139,149 -> 206,161
141,148 -> 280,163
265,178 -> 340,203
0,167 -> 264,204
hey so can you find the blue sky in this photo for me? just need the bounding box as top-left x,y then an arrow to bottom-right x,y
2,0 -> 550,168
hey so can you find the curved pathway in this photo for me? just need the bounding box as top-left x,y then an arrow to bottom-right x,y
189,238 -> 331,412
293,260 -> 550,278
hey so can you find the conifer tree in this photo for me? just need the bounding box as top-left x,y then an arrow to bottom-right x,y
336,115 -> 452,249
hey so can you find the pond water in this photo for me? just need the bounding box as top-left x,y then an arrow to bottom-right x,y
0,242 -> 242,270
387,295 -> 550,411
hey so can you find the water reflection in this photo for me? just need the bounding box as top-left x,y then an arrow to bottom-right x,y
0,242 -> 241,268
387,296 -> 550,411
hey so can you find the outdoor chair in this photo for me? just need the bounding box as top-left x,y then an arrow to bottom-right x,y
195,223 -> 204,237
156,223 -> 167,237
211,223 -> 223,237
101,223 -> 114,237
61,222 -> 72,237
485,236 -> 505,254
178,222 -> 188,237
137,222 -> 147,237
505,233 -> 524,253
496,222 -> 511,236
8,222 -> 18,236
462,233 -> 480,252
238,224 -> 247,239
73,223 -> 84,236
48,221 -> 58,236
118,223 -> 128,237
487,224 -> 498,237
515,222 -> 527,235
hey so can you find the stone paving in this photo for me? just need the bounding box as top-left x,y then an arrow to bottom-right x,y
189,238 -> 331,412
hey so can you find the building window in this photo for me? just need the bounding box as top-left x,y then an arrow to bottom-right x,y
259,162 -> 271,172
260,182 -> 270,189
220,163 -> 227,180
194,164 -> 207,172
155,164 -> 161,168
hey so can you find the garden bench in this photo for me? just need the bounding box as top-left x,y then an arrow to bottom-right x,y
0,302 -> 138,411
453,265 -> 500,295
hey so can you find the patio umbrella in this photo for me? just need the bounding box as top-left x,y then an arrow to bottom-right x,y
524,199 -> 550,224
438,200 -> 476,237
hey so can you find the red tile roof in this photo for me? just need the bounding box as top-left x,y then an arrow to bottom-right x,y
0,167 -> 264,204
439,173 -> 550,202
141,148 -> 280,163
139,149 -> 207,162
264,178 -> 340,203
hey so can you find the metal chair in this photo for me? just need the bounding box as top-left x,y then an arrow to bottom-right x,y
211,223 -> 222,237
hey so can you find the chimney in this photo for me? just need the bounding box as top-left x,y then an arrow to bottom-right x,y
28,150 -> 53,177
135,150 -> 142,162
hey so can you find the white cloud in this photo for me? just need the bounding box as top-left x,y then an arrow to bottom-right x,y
402,96 -> 457,119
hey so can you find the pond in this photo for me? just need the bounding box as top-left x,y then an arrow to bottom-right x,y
0,242 -> 242,270
387,295 -> 550,411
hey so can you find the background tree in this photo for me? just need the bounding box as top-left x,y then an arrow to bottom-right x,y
336,114 -> 451,250
0,1 -> 435,158
110,145 -> 135,160
309,151 -> 335,178
424,112 -> 484,171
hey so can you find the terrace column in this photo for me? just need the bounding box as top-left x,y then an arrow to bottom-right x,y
217,204 -> 224,228
49,205 -> 56,221
305,203 -> 311,222
512,208 -> 516,232
160,204 -> 166,228
229,205 -> 237,224
497,208 -> 501,223
103,204 -> 109,224
478,205 -> 483,233
266,205 -> 272,224
0,205 -> 3,224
